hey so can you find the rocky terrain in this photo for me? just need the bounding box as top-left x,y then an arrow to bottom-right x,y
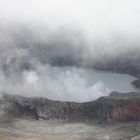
1,92 -> 140,140
1,118 -> 140,140
0,91 -> 140,123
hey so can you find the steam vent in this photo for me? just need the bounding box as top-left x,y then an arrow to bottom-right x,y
1,0 -> 140,139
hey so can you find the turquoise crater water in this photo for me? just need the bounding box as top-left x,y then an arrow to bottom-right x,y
0,66 -> 137,102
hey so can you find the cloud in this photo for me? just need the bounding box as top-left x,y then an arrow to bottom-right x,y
0,0 -> 139,102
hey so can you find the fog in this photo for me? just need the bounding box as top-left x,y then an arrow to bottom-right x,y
0,0 -> 139,102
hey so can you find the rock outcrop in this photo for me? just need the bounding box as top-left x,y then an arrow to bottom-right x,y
1,92 -> 140,123
132,79 -> 140,89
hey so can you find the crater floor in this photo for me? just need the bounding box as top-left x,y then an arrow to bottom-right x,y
0,119 -> 140,140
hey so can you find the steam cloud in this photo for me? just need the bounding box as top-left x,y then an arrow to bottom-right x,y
0,0 -> 139,102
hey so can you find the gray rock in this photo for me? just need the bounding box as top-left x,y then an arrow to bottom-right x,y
132,79 -> 140,88
1,92 -> 140,123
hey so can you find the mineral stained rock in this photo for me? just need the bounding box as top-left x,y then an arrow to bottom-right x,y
1,92 -> 140,123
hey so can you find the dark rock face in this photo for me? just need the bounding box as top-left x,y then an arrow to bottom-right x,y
1,92 -> 140,123
132,79 -> 140,88
1,95 -> 39,119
